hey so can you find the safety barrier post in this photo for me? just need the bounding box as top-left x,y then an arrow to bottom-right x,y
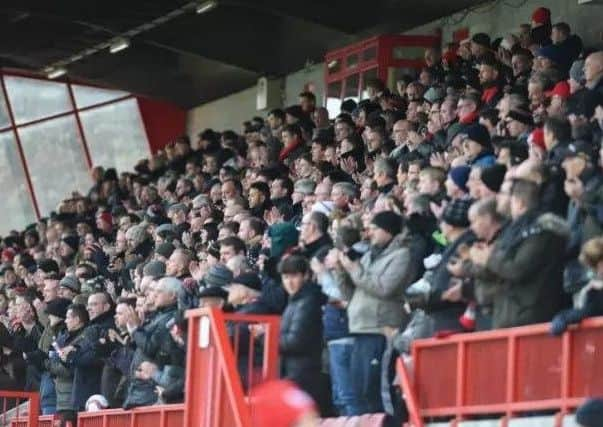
396,358 -> 424,427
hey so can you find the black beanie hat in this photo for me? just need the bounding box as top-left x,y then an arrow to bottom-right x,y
61,235 -> 80,252
576,398 -> 603,427
45,298 -> 71,319
471,33 -> 491,49
465,124 -> 492,148
372,211 -> 403,236
37,259 -> 59,275
480,164 -> 507,193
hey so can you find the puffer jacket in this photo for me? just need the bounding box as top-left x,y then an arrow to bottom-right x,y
486,211 -> 570,328
130,303 -> 178,371
334,233 -> 416,334
279,283 -> 327,404
47,327 -> 86,411
124,304 -> 179,409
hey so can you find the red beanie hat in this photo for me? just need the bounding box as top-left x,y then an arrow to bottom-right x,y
250,380 -> 317,427
1,248 -> 15,263
529,128 -> 546,151
531,7 -> 551,26
547,81 -> 570,100
98,211 -> 113,227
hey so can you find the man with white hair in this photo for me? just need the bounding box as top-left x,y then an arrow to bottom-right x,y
123,277 -> 182,408
331,182 -> 358,213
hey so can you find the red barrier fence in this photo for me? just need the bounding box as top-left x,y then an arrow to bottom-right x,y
10,415 -> 55,427
10,309 -> 281,427
0,391 -> 40,427
78,404 -> 184,427
398,317 -> 603,426
184,308 -> 281,427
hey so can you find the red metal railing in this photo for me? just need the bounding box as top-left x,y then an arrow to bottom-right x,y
10,415 -> 55,427
184,308 -> 281,427
0,391 -> 40,427
26,309 -> 280,427
398,317 -> 603,426
10,309 -> 281,427
78,404 -> 184,427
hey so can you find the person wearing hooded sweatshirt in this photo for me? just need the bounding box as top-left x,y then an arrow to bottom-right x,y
249,221 -> 300,315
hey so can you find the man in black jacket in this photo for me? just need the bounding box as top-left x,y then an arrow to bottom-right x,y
65,292 -> 115,410
123,277 -> 181,408
278,255 -> 328,415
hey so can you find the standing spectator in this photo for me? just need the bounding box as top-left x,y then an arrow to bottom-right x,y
333,211 -> 415,413
278,255 -> 328,414
48,304 -> 89,426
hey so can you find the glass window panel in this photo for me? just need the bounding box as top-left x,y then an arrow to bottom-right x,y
4,76 -> 71,125
344,74 -> 360,102
79,99 -> 149,172
326,81 -> 342,119
18,115 -> 91,215
0,87 -> 11,129
0,131 -> 36,233
346,54 -> 359,69
72,85 -> 129,109
361,68 -> 379,100
362,46 -> 377,62
392,45 -> 426,61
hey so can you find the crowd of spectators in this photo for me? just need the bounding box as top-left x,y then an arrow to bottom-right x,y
0,5 -> 602,426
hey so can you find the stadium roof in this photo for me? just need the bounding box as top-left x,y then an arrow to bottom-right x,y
0,0 -> 484,107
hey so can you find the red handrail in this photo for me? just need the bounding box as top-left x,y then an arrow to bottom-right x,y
0,391 -> 40,427
77,404 -> 184,427
184,308 -> 281,427
10,309 -> 281,427
398,317 -> 603,424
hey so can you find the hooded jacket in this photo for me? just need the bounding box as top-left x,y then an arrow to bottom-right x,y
334,233 -> 416,334
486,211 -> 569,328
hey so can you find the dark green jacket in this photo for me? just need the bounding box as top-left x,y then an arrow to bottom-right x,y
486,211 -> 569,328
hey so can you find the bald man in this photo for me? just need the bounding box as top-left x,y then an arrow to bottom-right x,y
584,51 -> 603,95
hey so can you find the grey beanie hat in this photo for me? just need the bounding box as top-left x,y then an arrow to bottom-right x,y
143,261 -> 166,279
59,275 -> 80,294
424,86 -> 445,104
202,264 -> 234,288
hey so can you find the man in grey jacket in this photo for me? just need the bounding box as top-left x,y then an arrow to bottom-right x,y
332,211 -> 415,414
